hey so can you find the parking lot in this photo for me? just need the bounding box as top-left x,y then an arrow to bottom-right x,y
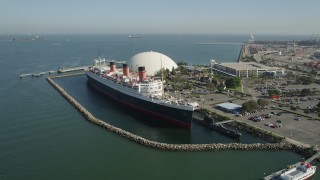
220,107 -> 320,146
182,91 -> 319,146
168,79 -> 320,146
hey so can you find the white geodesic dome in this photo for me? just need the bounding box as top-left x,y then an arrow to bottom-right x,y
128,51 -> 178,76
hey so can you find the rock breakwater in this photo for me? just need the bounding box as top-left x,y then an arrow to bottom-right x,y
47,75 -> 311,155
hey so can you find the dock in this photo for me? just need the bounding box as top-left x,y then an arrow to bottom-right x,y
262,151 -> 320,180
20,71 -> 51,78
58,66 -> 88,73
20,72 -> 47,78
305,151 -> 320,163
193,115 -> 203,121
20,66 -> 89,78
19,73 -> 32,78
193,115 -> 235,125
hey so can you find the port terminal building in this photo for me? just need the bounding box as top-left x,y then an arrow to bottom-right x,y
216,102 -> 242,114
210,60 -> 285,78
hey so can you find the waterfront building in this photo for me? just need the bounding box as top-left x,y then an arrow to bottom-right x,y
216,102 -> 242,114
211,61 -> 285,78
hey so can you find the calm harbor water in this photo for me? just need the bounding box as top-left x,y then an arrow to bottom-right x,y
0,34 -> 318,180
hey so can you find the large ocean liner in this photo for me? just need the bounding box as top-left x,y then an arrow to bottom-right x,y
85,57 -> 197,128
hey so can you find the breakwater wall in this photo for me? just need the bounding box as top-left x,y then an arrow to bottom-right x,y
47,75 -> 311,154
237,44 -> 245,62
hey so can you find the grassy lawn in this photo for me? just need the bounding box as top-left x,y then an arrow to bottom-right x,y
227,85 -> 243,93
233,85 -> 243,93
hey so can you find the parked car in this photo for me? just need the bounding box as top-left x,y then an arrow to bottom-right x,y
264,122 -> 271,126
294,117 -> 301,121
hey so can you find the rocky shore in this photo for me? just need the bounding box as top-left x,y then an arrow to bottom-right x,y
47,75 -> 314,156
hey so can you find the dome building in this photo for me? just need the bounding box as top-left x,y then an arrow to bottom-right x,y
127,51 -> 178,76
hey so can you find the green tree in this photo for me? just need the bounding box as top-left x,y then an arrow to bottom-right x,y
242,100 -> 259,113
155,68 -> 170,77
296,76 -> 314,85
225,77 -> 241,89
171,67 -> 176,75
177,62 -> 187,66
217,87 -> 225,93
200,76 -> 206,82
165,68 -> 170,75
291,106 -> 297,111
268,89 -> 281,96
206,82 -> 215,91
172,84 -> 178,91
309,69 -> 317,75
185,83 -> 193,90
301,88 -> 311,96
257,99 -> 269,108
286,71 -> 296,79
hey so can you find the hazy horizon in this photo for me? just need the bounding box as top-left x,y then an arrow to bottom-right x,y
1,0 -> 319,35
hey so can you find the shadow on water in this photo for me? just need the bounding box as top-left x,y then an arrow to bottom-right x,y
55,75 -> 268,144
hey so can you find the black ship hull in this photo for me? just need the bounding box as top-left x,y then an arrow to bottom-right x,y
86,73 -> 193,128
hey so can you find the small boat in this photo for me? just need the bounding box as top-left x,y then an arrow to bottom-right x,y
278,162 -> 316,180
128,34 -> 141,38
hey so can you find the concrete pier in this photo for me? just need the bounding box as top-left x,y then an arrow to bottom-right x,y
20,70 -> 55,78
20,73 -> 32,78
46,75 -> 314,154
19,66 -> 88,78
58,66 -> 88,73
237,44 -> 245,62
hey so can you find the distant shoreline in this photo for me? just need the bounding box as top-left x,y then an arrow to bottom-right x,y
194,42 -> 244,45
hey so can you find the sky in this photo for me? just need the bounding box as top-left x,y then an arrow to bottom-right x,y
1,0 -> 319,35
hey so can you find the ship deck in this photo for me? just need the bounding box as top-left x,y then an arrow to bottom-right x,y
286,169 -> 303,177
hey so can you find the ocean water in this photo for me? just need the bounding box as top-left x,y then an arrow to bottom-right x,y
0,34 -> 318,180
